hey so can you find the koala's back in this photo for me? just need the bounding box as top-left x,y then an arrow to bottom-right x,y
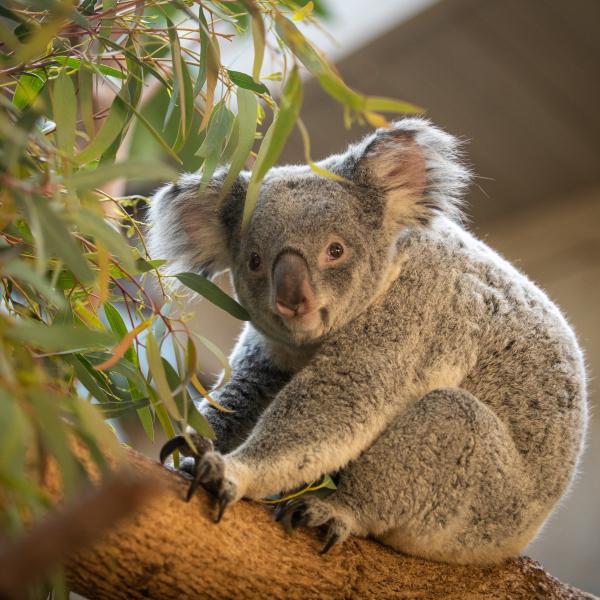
391,217 -> 587,497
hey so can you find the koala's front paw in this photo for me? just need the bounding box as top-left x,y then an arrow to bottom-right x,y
187,451 -> 239,522
274,496 -> 353,554
159,435 -> 238,523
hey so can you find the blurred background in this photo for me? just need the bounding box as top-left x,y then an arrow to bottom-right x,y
132,0 -> 600,593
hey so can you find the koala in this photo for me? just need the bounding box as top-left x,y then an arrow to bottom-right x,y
148,118 -> 587,565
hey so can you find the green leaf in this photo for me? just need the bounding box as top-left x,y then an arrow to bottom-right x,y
316,72 -> 364,111
78,64 -> 95,136
247,3 -> 265,81
0,388 -> 31,477
135,258 -> 166,273
194,5 -> 209,96
98,36 -> 144,164
75,94 -> 129,165
220,88 -> 258,197
68,159 -> 177,190
146,330 -> 182,420
103,302 -> 128,339
192,333 -> 232,392
274,16 -> 420,119
70,207 -> 137,274
318,473 -> 337,490
25,198 -> 95,284
102,303 -> 152,436
292,1 -> 314,21
14,12 -> 66,64
148,386 -> 176,442
137,405 -> 155,441
188,404 -> 215,439
243,66 -> 302,228
195,103 -> 235,158
99,0 -> 117,42
227,69 -> 269,95
275,16 -> 326,76
162,357 -> 215,440
107,358 -> 146,392
166,16 -> 194,143
54,56 -> 126,79
6,321 -> 115,353
175,272 -> 250,321
97,36 -> 171,89
363,96 -> 423,114
95,398 -> 151,419
68,354 -> 111,404
128,98 -> 183,164
1,258 -> 66,308
13,70 -> 46,110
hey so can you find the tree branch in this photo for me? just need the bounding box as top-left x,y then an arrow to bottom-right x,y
15,443 -> 593,600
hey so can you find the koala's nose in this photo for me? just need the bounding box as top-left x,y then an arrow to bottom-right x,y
273,252 -> 316,318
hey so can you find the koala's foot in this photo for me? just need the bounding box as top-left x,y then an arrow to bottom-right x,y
274,496 -> 353,554
159,434 -> 237,523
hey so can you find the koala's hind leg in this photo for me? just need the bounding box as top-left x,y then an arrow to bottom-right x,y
282,388 -> 546,564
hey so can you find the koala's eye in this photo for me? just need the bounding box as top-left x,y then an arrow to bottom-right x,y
326,242 -> 344,260
249,252 -> 261,271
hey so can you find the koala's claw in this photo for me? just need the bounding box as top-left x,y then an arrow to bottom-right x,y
275,496 -> 351,553
159,433 -> 214,466
320,530 -> 341,555
159,435 -> 235,521
159,434 -> 192,464
274,497 -> 309,534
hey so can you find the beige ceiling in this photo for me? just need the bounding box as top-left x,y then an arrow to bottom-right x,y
281,0 -> 600,223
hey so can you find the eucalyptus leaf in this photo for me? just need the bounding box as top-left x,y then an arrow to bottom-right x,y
220,88 -> 257,197
6,321 -> 115,353
70,208 -> 137,274
52,70 -> 77,156
0,388 -> 31,476
54,56 -> 126,79
76,94 -> 129,165
195,103 -> 235,158
13,70 -> 46,110
227,69 -> 269,95
68,354 -> 111,404
23,198 -> 95,284
2,258 -> 66,308
175,272 -> 250,321
68,159 -> 176,190
135,257 -> 166,273
243,67 -> 302,228
96,398 -> 151,419
146,330 -> 182,420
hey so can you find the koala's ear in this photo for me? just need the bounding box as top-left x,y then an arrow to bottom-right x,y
350,118 -> 471,227
147,168 -> 247,279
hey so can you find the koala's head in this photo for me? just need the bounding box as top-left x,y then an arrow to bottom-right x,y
148,118 -> 469,347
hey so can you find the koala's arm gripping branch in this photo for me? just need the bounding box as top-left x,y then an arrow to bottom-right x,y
7,441 -> 595,600
227,346 -> 405,499
201,353 -> 290,455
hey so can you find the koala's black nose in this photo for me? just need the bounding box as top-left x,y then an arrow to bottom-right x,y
273,252 -> 316,318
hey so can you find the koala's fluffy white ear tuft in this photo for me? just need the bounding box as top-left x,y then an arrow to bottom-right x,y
147,168 -> 246,279
360,118 -> 471,227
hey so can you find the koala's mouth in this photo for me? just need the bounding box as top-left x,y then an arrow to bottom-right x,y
275,306 -> 329,338
279,308 -> 321,330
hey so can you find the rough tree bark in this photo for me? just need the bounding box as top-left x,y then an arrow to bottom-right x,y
23,445 -> 592,600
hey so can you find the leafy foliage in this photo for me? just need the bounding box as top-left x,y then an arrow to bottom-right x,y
0,0 -> 418,578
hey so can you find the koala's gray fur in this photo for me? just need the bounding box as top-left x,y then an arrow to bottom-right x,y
148,118 -> 587,564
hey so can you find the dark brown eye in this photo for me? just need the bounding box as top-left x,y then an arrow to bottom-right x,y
249,252 -> 261,271
327,242 -> 344,260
